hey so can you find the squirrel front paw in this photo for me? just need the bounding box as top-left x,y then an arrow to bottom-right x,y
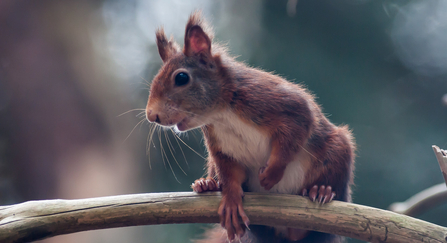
218,188 -> 250,241
191,177 -> 220,193
258,165 -> 285,190
302,185 -> 336,204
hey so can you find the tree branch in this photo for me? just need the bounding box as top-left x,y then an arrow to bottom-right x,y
1,192 -> 446,243
389,183 -> 447,217
389,146 -> 447,216
433,145 -> 447,186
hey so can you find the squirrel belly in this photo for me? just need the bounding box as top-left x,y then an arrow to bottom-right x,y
204,109 -> 310,195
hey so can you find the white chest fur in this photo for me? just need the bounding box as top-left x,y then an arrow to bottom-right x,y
212,111 -> 271,168
211,110 -> 309,194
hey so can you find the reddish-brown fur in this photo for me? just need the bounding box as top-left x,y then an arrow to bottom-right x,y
146,11 -> 355,243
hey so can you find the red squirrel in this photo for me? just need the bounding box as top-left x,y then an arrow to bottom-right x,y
146,12 -> 355,243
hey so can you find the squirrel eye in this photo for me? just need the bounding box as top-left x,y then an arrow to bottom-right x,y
175,72 -> 190,86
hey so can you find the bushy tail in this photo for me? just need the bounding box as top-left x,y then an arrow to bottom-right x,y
194,225 -> 344,243
193,226 -> 228,243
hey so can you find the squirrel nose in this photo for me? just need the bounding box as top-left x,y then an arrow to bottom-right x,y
146,110 -> 161,124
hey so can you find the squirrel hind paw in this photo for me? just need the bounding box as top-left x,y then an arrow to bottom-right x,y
304,185 -> 336,204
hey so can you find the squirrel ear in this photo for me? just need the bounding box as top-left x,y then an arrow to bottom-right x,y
156,28 -> 180,63
184,11 -> 212,57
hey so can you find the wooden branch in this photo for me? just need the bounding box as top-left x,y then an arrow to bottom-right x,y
1,192 -> 447,243
433,145 -> 447,186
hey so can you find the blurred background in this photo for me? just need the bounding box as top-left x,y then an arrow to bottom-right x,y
1,0 -> 446,242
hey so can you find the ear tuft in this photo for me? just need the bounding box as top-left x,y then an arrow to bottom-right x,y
184,11 -> 213,57
156,27 -> 180,62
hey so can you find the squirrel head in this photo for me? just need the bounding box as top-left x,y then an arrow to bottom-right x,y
146,11 -> 224,132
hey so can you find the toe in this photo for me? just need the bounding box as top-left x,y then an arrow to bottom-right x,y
301,189 -> 308,196
318,185 -> 326,204
309,185 -> 318,202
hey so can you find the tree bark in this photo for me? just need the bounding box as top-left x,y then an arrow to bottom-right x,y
1,192 -> 446,243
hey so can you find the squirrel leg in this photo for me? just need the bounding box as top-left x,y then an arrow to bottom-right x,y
218,185 -> 249,241
213,153 -> 249,241
258,165 -> 285,190
258,141 -> 291,190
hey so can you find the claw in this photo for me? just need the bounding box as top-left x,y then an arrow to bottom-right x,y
245,221 -> 250,231
235,235 -> 243,243
301,189 -> 308,196
322,186 -> 332,204
330,192 -> 336,201
309,185 -> 318,202
318,185 -> 325,204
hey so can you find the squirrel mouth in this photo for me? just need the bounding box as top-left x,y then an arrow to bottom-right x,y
176,117 -> 190,131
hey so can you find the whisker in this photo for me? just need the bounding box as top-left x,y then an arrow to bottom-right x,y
299,144 -> 319,162
164,130 -> 176,153
158,128 -> 168,171
164,130 -> 187,176
170,128 -> 189,168
139,118 -> 149,132
172,130 -> 206,160
117,108 -> 146,117
168,106 -> 198,116
190,129 -> 200,141
139,75 -> 150,83
123,118 -> 146,143
146,124 -> 158,170
159,129 -> 180,183
139,76 -> 152,88
168,106 -> 229,128
137,111 -> 147,119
